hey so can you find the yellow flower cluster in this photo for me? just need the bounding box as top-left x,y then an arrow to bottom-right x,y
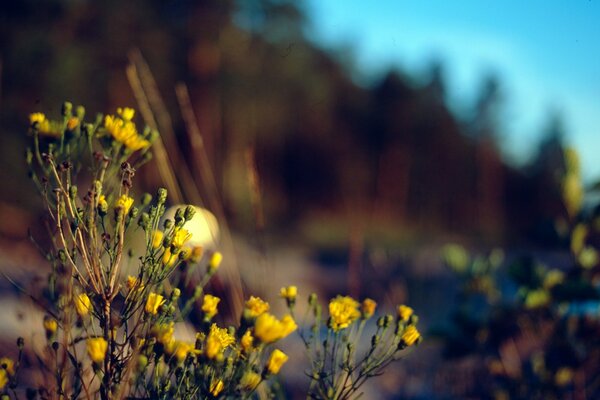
103,108 -> 149,151
329,296 -> 361,331
254,313 -> 297,343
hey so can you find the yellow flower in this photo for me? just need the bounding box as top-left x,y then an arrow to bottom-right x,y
29,112 -> 46,125
86,337 -> 108,363
66,117 -> 79,130
0,358 -> 15,376
240,371 -> 261,391
169,341 -> 197,363
152,230 -> 164,249
524,289 -> 550,309
329,296 -> 360,331
202,294 -> 220,319
361,298 -> 377,319
245,296 -> 270,318
104,114 -> 149,151
280,285 -> 297,302
126,275 -> 144,292
30,112 -> 61,137
205,324 -> 235,359
240,329 -> 254,353
162,248 -> 177,268
152,322 -> 174,345
116,194 -> 134,215
555,367 -> 574,387
397,305 -> 414,322
97,195 -> 108,213
145,292 -> 165,315
543,269 -> 565,289
117,107 -> 135,121
0,358 -> 14,390
75,293 -> 91,317
172,228 -> 192,249
0,370 -> 7,391
401,325 -> 421,347
266,349 -> 288,375
208,252 -> 223,273
210,379 -> 224,396
43,316 -> 58,335
189,246 -> 204,263
254,313 -> 297,343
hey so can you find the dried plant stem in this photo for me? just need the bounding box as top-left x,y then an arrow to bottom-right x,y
176,82 -> 245,318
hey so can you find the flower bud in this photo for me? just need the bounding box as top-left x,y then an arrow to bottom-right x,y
184,205 -> 196,221
62,101 -> 72,117
157,188 -> 167,204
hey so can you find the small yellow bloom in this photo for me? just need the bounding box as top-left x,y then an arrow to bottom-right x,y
210,379 -> 224,396
555,367 -> 574,387
0,358 -> 15,376
104,114 -> 149,151
0,370 -> 7,391
145,292 -> 165,315
126,275 -> 144,292
205,323 -> 235,359
202,294 -> 220,319
266,349 -> 288,375
240,371 -> 261,391
543,269 -> 565,289
245,296 -> 270,318
43,316 -> 58,335
172,228 -> 192,249
254,313 -> 297,344
280,285 -> 297,302
329,296 -> 360,331
75,293 -> 91,317
152,322 -> 174,345
524,289 -> 550,309
361,298 -> 377,319
86,337 -> 108,363
240,329 -> 254,353
116,194 -> 134,214
189,246 -> 204,263
97,195 -> 108,213
171,341 -> 196,363
397,305 -> 414,322
152,230 -> 164,249
66,117 -> 79,130
208,252 -> 222,273
401,325 -> 421,347
117,107 -> 135,121
162,248 -> 177,268
29,112 -> 46,125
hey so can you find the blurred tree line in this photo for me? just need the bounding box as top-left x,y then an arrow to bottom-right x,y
0,0 -> 576,246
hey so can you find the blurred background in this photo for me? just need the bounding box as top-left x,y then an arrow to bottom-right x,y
1,1 -> 599,398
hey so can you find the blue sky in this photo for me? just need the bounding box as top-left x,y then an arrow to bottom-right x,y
305,0 -> 600,180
